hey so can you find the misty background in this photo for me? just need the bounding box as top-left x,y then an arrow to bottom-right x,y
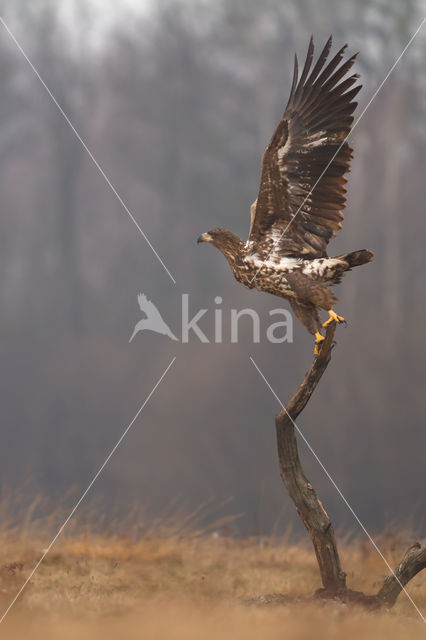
0,0 -> 425,537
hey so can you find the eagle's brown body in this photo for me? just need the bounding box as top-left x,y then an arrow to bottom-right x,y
198,36 -> 373,347
200,229 -> 372,334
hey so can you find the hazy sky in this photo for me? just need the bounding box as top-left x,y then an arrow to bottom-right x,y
1,0 -> 424,536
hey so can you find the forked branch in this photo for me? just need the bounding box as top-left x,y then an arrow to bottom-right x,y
275,323 -> 346,594
274,322 -> 426,608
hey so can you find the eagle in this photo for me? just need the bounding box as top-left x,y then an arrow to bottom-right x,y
198,36 -> 373,354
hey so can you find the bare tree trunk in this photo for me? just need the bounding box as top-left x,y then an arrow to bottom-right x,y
275,324 -> 346,594
269,321 -> 426,608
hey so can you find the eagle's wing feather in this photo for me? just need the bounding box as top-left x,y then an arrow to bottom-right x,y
248,36 -> 361,260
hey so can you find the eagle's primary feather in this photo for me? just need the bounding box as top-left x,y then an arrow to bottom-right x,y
248,35 -> 360,260
198,36 -> 373,352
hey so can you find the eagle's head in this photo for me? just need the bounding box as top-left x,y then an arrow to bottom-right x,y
197,229 -> 243,261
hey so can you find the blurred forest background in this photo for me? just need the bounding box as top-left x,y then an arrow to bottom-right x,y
0,0 -> 425,537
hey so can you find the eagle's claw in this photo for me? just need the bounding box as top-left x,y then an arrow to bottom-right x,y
323,310 -> 345,327
314,331 -> 325,356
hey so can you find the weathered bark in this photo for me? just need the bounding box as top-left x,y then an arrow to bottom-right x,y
273,321 -> 426,610
275,323 -> 346,594
376,543 -> 426,607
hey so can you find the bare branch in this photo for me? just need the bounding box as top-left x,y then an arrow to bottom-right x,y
376,543 -> 426,607
275,322 -> 347,594
273,321 -> 426,608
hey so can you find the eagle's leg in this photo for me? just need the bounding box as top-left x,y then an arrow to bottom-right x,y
323,309 -> 345,327
314,331 -> 325,356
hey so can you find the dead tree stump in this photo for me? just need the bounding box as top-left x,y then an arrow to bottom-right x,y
274,322 -> 426,609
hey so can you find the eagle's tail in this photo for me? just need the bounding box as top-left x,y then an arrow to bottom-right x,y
338,249 -> 374,269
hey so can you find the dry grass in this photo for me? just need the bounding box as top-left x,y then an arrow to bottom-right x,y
0,527 -> 424,639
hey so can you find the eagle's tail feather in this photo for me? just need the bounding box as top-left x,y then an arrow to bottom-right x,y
338,249 -> 374,268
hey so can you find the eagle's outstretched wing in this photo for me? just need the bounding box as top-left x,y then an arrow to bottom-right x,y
248,36 -> 361,260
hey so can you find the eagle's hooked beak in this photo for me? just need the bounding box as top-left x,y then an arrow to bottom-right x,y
197,232 -> 213,244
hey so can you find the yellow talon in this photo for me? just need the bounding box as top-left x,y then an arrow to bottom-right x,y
314,331 -> 325,355
323,309 -> 345,327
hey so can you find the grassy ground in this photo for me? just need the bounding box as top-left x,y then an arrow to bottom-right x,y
0,526 -> 424,639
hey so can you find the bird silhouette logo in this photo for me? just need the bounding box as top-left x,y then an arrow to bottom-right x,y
129,294 -> 178,343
